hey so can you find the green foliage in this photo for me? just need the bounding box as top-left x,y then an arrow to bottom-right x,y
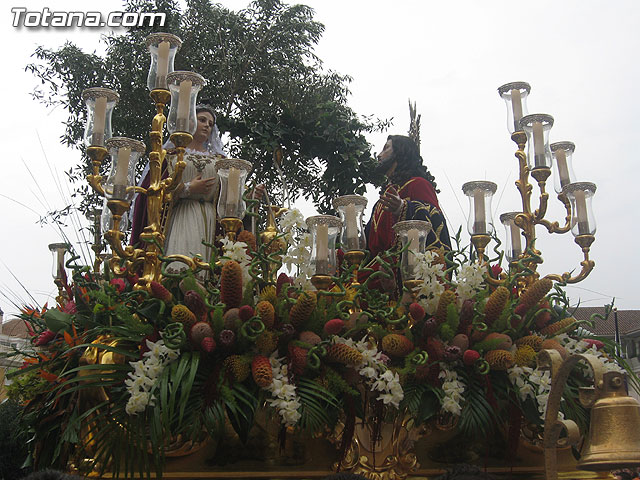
438,303 -> 459,342
458,372 -> 495,438
27,0 -> 389,218
296,378 -> 339,433
0,399 -> 31,480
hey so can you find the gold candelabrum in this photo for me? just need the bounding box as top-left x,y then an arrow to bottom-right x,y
464,82 -> 598,292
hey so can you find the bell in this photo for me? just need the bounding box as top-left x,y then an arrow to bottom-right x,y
578,371 -> 640,471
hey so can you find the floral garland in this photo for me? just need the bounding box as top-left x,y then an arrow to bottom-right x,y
280,208 -> 314,289
334,336 -> 404,408
125,338 -> 179,415
414,250 -> 446,314
265,354 -> 302,427
439,367 -> 466,416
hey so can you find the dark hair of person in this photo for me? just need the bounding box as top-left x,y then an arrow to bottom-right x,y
196,104 -> 216,121
434,463 -> 498,480
386,134 -> 440,193
20,469 -> 85,480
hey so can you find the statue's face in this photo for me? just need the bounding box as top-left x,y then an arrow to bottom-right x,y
193,111 -> 214,144
377,139 -> 393,163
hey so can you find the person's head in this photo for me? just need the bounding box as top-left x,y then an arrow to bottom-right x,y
191,105 -> 216,150
435,464 -> 498,480
376,134 -> 439,192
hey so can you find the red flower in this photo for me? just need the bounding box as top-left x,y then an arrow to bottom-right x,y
491,264 -> 503,278
34,330 -> 56,346
62,301 -> 77,314
110,278 -> 126,293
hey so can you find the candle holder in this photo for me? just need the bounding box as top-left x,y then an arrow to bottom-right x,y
462,181 -> 497,261
82,87 -> 119,147
104,138 -> 146,202
145,33 -> 182,91
48,242 -> 69,304
564,182 -> 597,237
216,158 -> 253,225
520,113 -> 554,171
498,81 -> 531,134
499,212 -> 523,264
393,220 -> 432,282
550,141 -> 577,194
88,208 -> 103,274
259,205 -> 288,283
333,195 -> 367,252
166,71 -> 206,134
306,215 -> 343,291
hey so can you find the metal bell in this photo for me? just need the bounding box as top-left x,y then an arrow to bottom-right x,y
578,371 -> 640,471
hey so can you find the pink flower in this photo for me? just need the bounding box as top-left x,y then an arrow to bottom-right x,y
62,301 -> 77,314
491,264 -> 503,278
110,278 -> 126,293
35,330 -> 56,346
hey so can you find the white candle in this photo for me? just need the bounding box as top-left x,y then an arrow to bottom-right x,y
316,224 -> 329,274
555,148 -> 570,187
574,189 -> 589,235
407,228 -> 420,271
533,121 -> 545,167
345,203 -> 358,250
509,221 -> 522,257
156,41 -> 170,89
176,79 -> 192,132
92,96 -> 107,146
511,89 -> 523,131
473,190 -> 486,234
226,167 -> 240,216
114,147 -> 131,192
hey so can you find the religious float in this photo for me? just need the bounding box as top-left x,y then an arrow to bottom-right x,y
6,33 -> 640,480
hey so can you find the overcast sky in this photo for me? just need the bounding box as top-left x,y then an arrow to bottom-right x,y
1,0 -> 639,321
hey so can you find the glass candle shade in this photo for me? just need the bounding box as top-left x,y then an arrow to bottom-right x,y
145,32 -> 182,91
499,212 -> 524,262
215,159 -> 252,219
82,87 -> 119,147
48,242 -> 68,279
332,195 -> 367,252
166,71 -> 206,134
462,181 -> 498,236
393,220 -> 432,281
563,182 -> 597,236
550,141 -> 577,194
101,199 -> 128,237
498,81 -> 531,134
104,137 -> 146,202
306,215 -> 343,276
520,113 -> 554,170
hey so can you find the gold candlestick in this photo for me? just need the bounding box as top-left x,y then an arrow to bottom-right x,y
220,217 -> 243,241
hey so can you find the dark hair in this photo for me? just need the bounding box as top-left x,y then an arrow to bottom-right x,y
196,104 -> 216,122
387,135 -> 439,192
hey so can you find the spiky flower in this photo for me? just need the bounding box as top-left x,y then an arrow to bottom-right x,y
514,278 -> 553,316
435,290 -> 456,324
256,300 -> 275,329
220,260 -> 243,309
225,355 -> 250,382
259,285 -> 277,305
237,229 -> 257,254
255,330 -> 278,355
381,334 -> 414,357
514,345 -> 537,367
539,317 -> 577,337
150,281 -> 173,303
289,345 -> 308,375
484,286 -> 510,325
289,291 -> 317,329
219,329 -> 236,347
516,334 -> 543,352
324,318 -> 345,335
171,305 -> 197,331
485,349 -> 515,371
326,343 -> 363,366
540,339 -> 567,359
252,355 -> 273,388
184,290 -> 207,321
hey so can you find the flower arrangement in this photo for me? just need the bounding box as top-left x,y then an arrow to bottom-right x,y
3,217 -> 637,477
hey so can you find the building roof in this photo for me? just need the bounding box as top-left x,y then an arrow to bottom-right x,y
0,318 -> 31,339
574,307 -> 640,337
